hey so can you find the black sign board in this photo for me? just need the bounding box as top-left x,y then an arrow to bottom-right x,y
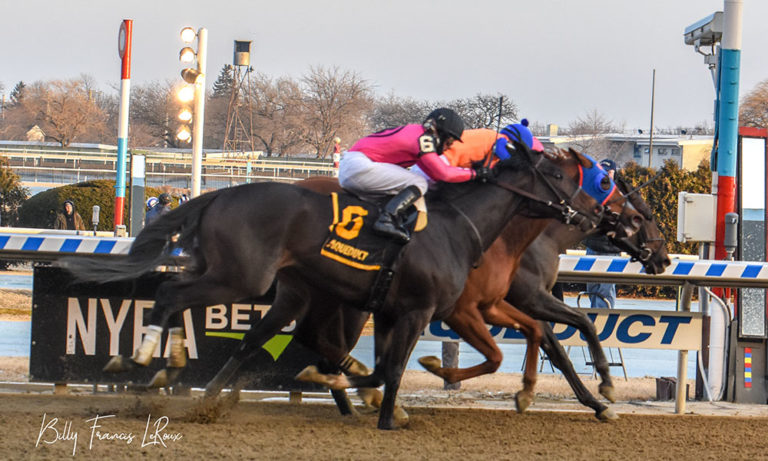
30,266 -> 324,391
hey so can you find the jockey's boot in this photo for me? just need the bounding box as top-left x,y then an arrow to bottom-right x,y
373,186 -> 422,243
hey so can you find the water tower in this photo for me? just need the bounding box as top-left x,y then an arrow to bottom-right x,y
222,40 -> 256,157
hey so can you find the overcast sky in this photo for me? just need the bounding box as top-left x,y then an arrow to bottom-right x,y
2,0 -> 766,131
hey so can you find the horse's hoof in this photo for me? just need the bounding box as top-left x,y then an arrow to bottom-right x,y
515,391 -> 534,413
599,384 -> 617,403
394,405 -> 410,427
597,407 -> 619,421
103,355 -> 137,373
357,387 -> 383,409
149,369 -> 169,388
295,365 -> 320,383
417,356 -> 441,374
148,368 -> 183,389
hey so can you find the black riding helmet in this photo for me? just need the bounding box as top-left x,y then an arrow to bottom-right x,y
423,108 -> 464,143
158,193 -> 171,205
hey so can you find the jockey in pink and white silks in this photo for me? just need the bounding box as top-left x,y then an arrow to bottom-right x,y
339,108 -> 486,242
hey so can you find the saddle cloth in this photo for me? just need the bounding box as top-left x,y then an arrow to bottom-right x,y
320,192 -> 416,271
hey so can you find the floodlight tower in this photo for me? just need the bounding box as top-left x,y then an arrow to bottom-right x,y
222,41 -> 256,157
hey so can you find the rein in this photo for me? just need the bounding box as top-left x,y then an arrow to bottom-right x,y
445,200 -> 484,266
493,154 -> 601,229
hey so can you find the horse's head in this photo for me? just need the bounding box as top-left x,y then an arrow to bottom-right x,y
488,143 -> 605,230
606,176 -> 671,275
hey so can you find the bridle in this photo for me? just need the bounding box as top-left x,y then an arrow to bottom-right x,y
489,149 -> 604,232
605,173 -> 666,263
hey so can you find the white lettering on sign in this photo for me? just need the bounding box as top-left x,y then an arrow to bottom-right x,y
64,298 -> 198,359
204,304 -> 295,333
100,299 -> 131,356
66,298 -> 97,355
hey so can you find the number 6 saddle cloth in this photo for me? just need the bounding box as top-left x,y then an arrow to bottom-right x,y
320,192 -> 423,271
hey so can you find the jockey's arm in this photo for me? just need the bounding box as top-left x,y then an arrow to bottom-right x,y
416,152 -> 475,183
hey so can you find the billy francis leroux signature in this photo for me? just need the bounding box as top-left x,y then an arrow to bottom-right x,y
36,413 -> 183,456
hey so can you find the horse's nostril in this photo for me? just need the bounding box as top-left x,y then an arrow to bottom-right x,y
632,216 -> 643,229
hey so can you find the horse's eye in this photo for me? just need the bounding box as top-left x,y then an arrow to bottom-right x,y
600,176 -> 611,191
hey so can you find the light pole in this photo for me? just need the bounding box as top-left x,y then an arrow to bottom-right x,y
178,27 -> 208,198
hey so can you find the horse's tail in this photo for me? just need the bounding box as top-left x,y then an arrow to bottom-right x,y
58,190 -> 223,283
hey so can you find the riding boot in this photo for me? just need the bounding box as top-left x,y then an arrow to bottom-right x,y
373,186 -> 422,243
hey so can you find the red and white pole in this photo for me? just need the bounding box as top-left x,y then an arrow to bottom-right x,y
115,19 -> 133,229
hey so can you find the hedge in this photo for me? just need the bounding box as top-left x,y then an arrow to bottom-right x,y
18,180 -> 172,231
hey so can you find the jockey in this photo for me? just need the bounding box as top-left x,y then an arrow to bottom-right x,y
415,119 -> 617,205
339,108 -> 487,242
411,119 -> 544,180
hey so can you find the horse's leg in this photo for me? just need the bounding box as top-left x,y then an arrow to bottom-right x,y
418,305 -> 504,383
205,283 -> 310,397
146,310 -> 188,388
111,275 -> 244,371
298,310 -> 426,429
522,294 -> 615,402
478,300 -> 542,413
538,320 -> 618,421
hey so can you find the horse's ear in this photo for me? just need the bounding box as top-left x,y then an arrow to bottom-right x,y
570,148 -> 594,168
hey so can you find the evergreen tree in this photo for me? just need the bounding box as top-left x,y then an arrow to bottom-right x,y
212,65 -> 235,99
0,156 -> 28,226
9,81 -> 26,106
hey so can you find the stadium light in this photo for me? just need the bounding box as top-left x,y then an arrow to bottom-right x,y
177,26 -> 208,197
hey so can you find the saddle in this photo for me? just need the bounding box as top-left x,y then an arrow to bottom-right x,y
320,191 -> 419,311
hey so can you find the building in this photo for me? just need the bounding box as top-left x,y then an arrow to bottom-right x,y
539,133 -> 713,171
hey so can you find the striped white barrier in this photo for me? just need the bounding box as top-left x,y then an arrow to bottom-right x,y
2,230 -> 768,288
0,231 -> 132,261
558,254 -> 768,288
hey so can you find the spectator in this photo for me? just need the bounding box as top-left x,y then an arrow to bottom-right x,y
145,193 -> 172,226
583,158 -> 621,308
54,200 -> 86,231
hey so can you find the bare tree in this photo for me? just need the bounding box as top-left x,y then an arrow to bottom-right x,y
369,94 -> 430,131
20,78 -> 108,146
740,78 -> 768,128
246,74 -> 305,157
130,81 -> 187,148
563,109 -> 617,154
300,66 -> 373,158
448,94 -> 518,130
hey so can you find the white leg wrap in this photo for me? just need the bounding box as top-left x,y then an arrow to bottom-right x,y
132,325 -> 162,366
167,327 -> 187,368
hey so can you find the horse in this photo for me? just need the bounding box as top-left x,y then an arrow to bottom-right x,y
61,142 -> 620,430
292,152 -> 649,417
498,176 -> 669,419
199,149 -> 643,418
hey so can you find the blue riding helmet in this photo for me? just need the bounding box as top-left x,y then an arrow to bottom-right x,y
493,119 -> 544,160
579,153 -> 616,205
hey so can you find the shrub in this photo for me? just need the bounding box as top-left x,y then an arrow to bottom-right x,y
18,180 -> 170,231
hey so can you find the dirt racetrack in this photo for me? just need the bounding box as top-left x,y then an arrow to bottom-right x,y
3,390 -> 768,460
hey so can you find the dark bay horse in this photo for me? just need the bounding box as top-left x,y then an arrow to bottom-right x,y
62,143 -> 612,430
202,149 -> 643,418
295,153 -> 647,415
501,177 -> 669,419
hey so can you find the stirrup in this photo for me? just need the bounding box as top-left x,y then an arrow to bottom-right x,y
373,221 -> 410,242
